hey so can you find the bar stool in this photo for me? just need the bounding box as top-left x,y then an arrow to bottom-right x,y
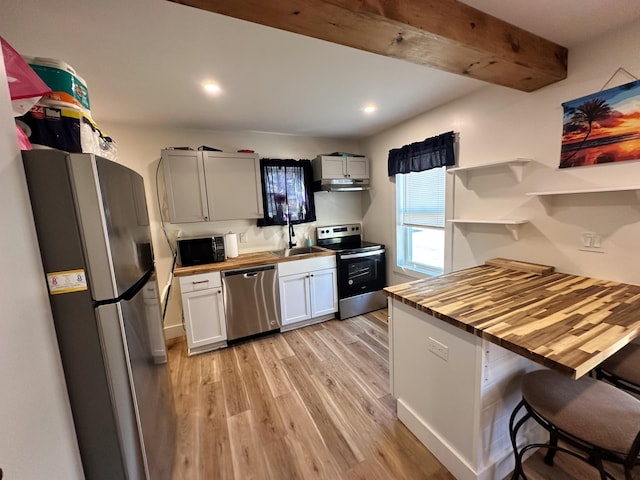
508,369 -> 640,480
596,343 -> 640,396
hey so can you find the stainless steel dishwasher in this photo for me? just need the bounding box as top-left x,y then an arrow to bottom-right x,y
221,265 -> 281,341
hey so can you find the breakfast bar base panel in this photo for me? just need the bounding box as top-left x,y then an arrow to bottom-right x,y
390,299 -> 545,480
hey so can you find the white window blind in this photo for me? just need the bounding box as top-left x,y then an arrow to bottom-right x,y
401,167 -> 446,228
396,166 -> 447,276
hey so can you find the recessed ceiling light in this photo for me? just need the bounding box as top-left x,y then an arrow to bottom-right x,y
203,82 -> 221,94
363,105 -> 377,114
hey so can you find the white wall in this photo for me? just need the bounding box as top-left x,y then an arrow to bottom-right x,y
0,48 -> 83,478
99,123 -> 363,333
6,14 -> 640,476
363,18 -> 640,287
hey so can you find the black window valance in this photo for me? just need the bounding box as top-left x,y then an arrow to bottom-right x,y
388,131 -> 456,176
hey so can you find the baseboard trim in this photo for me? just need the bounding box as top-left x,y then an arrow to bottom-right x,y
280,313 -> 335,332
164,324 -> 185,340
396,399 -> 541,480
397,399 -> 479,480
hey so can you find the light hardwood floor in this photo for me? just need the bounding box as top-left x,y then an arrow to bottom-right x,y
168,310 -> 454,480
167,310 -> 634,480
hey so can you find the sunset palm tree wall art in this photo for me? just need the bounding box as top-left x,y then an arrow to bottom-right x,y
560,79 -> 640,168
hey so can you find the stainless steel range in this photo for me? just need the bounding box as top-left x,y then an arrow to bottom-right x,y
316,223 -> 386,319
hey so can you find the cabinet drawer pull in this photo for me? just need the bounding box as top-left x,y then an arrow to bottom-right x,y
192,280 -> 209,285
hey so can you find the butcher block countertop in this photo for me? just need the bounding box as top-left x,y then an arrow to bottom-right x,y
384,258 -> 640,379
173,248 -> 335,277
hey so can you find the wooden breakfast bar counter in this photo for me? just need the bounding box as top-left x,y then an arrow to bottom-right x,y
384,259 -> 640,480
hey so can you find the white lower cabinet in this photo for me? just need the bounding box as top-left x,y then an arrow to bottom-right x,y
179,272 -> 227,355
278,256 -> 338,331
309,268 -> 338,317
279,272 -> 313,325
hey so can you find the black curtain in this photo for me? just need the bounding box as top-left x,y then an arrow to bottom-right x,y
388,131 -> 456,176
258,158 -> 316,226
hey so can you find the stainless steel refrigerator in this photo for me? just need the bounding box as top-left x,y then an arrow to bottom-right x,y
22,149 -> 176,480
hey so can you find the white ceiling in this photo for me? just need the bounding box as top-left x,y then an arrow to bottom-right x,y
3,0 -> 640,140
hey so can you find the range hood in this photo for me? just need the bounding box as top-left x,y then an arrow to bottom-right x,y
314,178 -> 370,192
312,154 -> 371,192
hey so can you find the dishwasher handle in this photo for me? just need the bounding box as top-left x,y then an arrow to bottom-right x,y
222,264 -> 276,278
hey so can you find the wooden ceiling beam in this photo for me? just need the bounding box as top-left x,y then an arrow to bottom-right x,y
167,0 -> 568,92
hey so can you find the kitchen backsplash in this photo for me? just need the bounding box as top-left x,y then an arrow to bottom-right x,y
168,190 -> 363,253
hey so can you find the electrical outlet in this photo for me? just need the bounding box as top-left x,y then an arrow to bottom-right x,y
428,337 -> 449,361
239,232 -> 248,243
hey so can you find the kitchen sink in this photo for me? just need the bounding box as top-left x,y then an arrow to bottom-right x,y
270,246 -> 327,258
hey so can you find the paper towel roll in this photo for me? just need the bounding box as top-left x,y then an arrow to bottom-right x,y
224,233 -> 239,258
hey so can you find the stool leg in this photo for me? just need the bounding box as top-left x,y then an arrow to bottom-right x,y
592,454 -> 609,480
509,400 -> 529,480
543,427 -> 558,465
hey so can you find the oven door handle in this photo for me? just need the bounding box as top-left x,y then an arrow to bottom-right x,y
340,249 -> 385,260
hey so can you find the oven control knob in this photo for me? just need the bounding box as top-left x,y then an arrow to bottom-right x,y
348,280 -> 353,285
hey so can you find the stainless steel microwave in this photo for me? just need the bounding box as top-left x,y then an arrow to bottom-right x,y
176,235 -> 225,266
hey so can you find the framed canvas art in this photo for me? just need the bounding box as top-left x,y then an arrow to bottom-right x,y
560,79 -> 640,168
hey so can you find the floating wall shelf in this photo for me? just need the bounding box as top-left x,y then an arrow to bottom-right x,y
448,219 -> 529,240
448,158 -> 531,187
526,186 -> 640,198
526,186 -> 640,213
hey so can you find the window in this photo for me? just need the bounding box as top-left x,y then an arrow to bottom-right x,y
396,166 -> 449,276
258,159 -> 316,226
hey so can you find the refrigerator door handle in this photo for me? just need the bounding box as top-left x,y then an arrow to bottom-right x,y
95,268 -> 154,306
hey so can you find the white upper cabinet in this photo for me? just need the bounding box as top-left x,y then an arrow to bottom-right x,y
162,149 -> 208,223
314,155 -> 369,179
202,151 -> 263,221
345,157 -> 369,178
161,149 -> 263,223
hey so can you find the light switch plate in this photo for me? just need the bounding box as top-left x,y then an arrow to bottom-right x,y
580,232 -> 605,253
